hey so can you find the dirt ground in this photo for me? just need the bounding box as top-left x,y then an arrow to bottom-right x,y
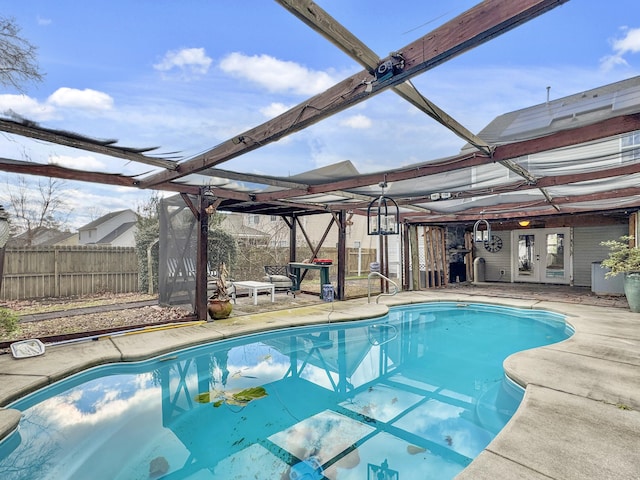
0,287 -> 348,344
0,293 -> 193,343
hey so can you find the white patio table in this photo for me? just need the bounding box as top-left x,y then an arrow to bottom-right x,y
231,281 -> 275,306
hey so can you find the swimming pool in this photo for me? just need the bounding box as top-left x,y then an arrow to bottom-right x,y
0,302 -> 572,479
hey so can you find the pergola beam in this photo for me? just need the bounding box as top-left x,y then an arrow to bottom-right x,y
0,157 -> 199,193
276,0 -> 494,156
0,118 -> 178,170
139,0 -> 567,189
253,112 -> 640,202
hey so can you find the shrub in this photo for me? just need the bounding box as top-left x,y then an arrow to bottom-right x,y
0,308 -> 19,336
601,236 -> 640,277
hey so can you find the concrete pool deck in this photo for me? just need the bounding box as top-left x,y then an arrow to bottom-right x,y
0,289 -> 639,479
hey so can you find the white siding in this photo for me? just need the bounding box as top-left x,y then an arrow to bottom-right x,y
573,224 -> 627,287
96,210 -> 137,240
477,232 -> 512,282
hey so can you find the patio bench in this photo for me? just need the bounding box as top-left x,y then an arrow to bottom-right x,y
263,265 -> 297,297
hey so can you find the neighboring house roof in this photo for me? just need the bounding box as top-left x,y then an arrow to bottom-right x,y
79,209 -> 136,231
7,227 -> 76,247
220,215 -> 270,239
96,221 -> 137,244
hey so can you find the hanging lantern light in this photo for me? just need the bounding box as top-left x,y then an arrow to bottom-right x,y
367,181 -> 399,236
473,218 -> 491,243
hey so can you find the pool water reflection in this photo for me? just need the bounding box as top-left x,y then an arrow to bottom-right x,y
0,302 -> 571,479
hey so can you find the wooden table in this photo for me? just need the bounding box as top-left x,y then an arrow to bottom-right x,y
232,281 -> 275,305
288,262 -> 332,299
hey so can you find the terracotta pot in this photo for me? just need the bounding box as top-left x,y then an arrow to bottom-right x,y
207,299 -> 233,320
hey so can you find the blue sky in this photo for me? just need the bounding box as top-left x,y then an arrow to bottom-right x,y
0,0 -> 639,229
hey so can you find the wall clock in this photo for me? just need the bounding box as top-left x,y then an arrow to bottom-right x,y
484,235 -> 503,253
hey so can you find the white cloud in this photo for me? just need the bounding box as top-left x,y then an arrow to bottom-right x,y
48,154 -> 107,171
600,27 -> 640,71
0,94 -> 57,121
154,47 -> 212,76
612,27 -> 640,55
219,52 -> 338,96
48,87 -> 114,110
340,114 -> 372,129
259,102 -> 290,118
37,16 -> 52,26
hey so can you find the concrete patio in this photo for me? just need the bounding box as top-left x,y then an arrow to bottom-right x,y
0,286 -> 638,479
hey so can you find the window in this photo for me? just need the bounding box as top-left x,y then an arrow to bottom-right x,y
248,215 -> 260,225
270,215 -> 278,222
621,131 -> 640,162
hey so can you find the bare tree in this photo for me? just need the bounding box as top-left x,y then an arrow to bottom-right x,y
4,175 -> 71,245
0,16 -> 43,91
86,206 -> 107,221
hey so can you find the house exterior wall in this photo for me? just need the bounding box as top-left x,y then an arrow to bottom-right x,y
475,223 -> 628,288
55,233 -> 79,246
477,232 -> 512,282
573,224 -> 627,287
78,228 -> 97,244
78,210 -> 137,245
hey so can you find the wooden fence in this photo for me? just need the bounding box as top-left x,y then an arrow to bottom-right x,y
0,245 -> 376,301
0,245 -> 139,301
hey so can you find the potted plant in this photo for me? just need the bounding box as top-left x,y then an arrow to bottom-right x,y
207,263 -> 233,320
600,236 -> 640,313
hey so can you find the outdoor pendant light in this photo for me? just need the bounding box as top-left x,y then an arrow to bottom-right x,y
367,181 -> 399,236
473,218 -> 491,243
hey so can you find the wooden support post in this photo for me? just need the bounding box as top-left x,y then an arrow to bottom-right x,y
288,215 -> 297,262
195,192 -> 209,321
441,227 -> 449,286
426,227 -> 435,288
336,210 -> 346,300
410,225 -> 420,291
465,231 -> 473,282
402,222 -> 410,291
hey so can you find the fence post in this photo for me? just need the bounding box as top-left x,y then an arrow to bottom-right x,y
54,247 -> 60,297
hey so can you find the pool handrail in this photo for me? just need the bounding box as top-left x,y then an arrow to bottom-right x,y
367,271 -> 399,303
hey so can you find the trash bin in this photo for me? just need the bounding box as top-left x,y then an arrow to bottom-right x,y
473,257 -> 485,283
322,284 -> 335,302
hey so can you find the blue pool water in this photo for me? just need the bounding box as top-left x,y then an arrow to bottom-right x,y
0,302 -> 572,479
